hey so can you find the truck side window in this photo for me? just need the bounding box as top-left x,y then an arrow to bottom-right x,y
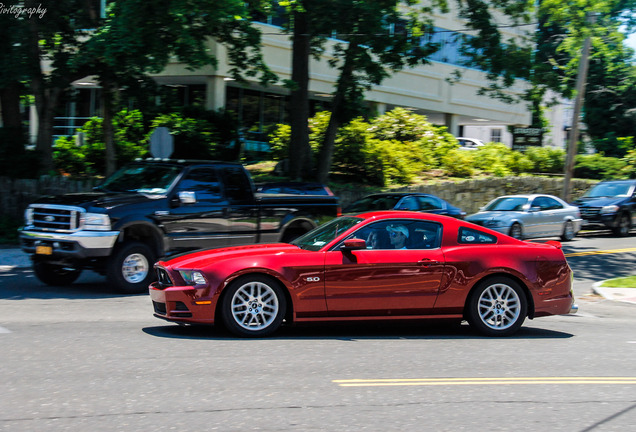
222,167 -> 253,203
177,168 -> 222,201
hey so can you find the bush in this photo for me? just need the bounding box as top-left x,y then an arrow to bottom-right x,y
441,149 -> 475,177
524,146 -> 565,174
150,113 -> 220,160
574,154 -> 627,179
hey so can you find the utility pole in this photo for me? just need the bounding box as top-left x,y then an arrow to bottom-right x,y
562,14 -> 594,202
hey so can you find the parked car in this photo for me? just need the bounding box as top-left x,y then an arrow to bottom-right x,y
256,182 -> 334,196
150,211 -> 576,337
457,137 -> 485,150
344,193 -> 465,219
20,159 -> 340,293
572,180 -> 636,237
465,194 -> 582,241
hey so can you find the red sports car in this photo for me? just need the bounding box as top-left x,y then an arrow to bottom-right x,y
150,211 -> 577,337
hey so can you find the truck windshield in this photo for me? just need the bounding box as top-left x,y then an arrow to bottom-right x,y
292,217 -> 363,251
96,164 -> 182,194
583,183 -> 633,198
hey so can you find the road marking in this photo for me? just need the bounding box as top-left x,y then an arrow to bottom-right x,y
333,377 -> 636,387
565,247 -> 636,257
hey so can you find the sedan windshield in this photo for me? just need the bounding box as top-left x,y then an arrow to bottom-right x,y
96,164 -> 182,194
292,217 -> 363,251
484,197 -> 528,211
583,183 -> 633,198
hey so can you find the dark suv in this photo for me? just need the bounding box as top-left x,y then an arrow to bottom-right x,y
573,180 -> 636,236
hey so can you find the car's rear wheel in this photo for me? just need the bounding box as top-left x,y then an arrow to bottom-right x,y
221,275 -> 286,337
466,277 -> 527,337
561,221 -> 575,241
612,213 -> 631,237
33,261 -> 81,286
509,223 -> 523,240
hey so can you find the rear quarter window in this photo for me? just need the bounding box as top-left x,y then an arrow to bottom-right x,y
459,227 -> 497,244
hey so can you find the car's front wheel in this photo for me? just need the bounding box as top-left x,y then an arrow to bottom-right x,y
33,261 -> 81,286
107,241 -> 155,294
221,275 -> 286,337
466,277 -> 527,337
508,223 -> 523,240
561,220 -> 575,241
612,213 -> 631,237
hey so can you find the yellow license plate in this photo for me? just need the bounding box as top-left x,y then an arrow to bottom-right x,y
35,245 -> 53,255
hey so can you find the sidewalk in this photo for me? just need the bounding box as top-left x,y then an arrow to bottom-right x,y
592,282 -> 636,305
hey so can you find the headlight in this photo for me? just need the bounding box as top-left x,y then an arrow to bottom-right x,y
600,205 -> 619,215
179,270 -> 207,286
25,207 -> 34,225
82,212 -> 111,231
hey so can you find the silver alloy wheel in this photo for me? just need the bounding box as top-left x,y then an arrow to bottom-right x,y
121,253 -> 150,284
231,281 -> 279,331
562,221 -> 574,241
477,282 -> 522,330
509,223 -> 522,239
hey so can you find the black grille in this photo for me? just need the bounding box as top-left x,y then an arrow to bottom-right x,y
579,207 -> 600,219
156,268 -> 173,287
153,301 -> 167,315
31,205 -> 81,232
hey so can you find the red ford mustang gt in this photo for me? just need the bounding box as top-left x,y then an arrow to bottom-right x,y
150,211 -> 577,337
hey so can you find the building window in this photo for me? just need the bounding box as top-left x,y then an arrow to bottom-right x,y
491,129 -> 502,143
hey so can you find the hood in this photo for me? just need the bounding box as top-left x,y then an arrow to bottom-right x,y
574,196 -> 625,207
33,191 -> 158,209
160,243 -> 305,269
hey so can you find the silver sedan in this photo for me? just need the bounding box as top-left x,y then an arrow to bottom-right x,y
466,194 -> 582,241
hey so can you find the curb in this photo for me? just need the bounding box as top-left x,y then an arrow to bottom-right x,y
592,281 -> 636,305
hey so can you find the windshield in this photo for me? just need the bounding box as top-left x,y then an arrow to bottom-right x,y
345,195 -> 401,212
96,164 -> 182,194
292,217 -> 363,251
484,197 -> 528,212
583,182 -> 633,198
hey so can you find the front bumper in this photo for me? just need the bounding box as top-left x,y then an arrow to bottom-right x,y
149,282 -> 216,324
20,229 -> 119,259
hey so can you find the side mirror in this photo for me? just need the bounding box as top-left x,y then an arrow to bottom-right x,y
341,238 -> 367,252
529,206 -> 541,212
178,191 -> 197,204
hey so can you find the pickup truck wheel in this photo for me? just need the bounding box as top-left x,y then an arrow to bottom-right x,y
221,275 -> 286,337
612,213 -> 631,237
107,242 -> 155,294
466,276 -> 527,337
33,262 -> 81,286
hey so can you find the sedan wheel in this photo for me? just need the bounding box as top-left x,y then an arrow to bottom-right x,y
467,277 -> 527,337
509,223 -> 523,240
561,221 -> 575,241
221,276 -> 286,337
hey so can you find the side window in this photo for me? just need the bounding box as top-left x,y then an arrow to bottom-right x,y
345,220 -> 442,250
176,168 -> 222,201
397,196 -> 419,211
221,166 -> 253,203
532,197 -> 561,211
417,196 -> 443,211
459,227 -> 497,244
543,197 -> 562,210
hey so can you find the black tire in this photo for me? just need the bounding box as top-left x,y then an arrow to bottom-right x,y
106,241 -> 155,294
220,275 -> 286,337
466,276 -> 528,337
561,220 -> 575,241
508,223 -> 523,240
33,261 -> 81,286
612,213 -> 631,237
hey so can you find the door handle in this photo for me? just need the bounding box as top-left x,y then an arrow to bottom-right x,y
418,259 -> 441,266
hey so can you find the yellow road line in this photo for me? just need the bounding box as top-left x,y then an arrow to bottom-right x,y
333,377 -> 636,387
565,247 -> 636,257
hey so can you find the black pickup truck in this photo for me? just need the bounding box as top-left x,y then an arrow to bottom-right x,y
20,159 -> 340,293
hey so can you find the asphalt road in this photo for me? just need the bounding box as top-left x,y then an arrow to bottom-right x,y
1,232 -> 635,431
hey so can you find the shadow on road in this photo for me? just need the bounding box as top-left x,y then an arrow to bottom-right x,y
0,267 -> 144,299
142,320 -> 573,341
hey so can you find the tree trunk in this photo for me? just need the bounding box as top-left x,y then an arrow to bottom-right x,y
0,84 -> 23,129
288,8 -> 313,180
316,42 -> 359,184
101,78 -> 118,176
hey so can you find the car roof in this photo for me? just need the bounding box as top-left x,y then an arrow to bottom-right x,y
362,192 -> 439,198
131,158 -> 243,167
494,194 -> 560,200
